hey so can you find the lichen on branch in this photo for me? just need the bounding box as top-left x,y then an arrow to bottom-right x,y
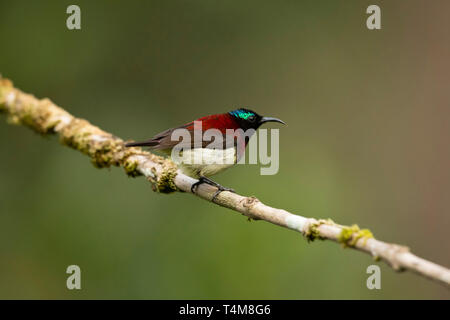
1,76 -> 449,287
338,224 -> 374,247
0,77 -> 177,192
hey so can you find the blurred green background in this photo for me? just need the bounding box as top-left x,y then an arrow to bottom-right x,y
0,0 -> 449,299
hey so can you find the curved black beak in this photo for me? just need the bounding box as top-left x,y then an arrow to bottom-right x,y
259,116 -> 286,125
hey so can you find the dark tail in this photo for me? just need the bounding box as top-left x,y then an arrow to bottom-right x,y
125,140 -> 160,148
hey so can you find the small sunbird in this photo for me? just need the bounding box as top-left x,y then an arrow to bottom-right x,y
126,108 -> 285,198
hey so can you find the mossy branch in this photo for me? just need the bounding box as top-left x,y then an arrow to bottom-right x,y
1,77 -> 449,288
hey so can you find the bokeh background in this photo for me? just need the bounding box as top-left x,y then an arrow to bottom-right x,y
0,0 -> 449,299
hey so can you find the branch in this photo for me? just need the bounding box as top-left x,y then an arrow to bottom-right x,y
1,76 -> 449,288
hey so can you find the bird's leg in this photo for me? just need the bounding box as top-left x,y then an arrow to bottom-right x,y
191,176 -> 235,201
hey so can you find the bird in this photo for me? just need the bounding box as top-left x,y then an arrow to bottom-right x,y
125,108 -> 285,199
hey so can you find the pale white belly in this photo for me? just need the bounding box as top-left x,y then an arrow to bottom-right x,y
171,147 -> 236,178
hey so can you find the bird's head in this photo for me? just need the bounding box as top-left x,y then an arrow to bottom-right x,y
228,108 -> 285,130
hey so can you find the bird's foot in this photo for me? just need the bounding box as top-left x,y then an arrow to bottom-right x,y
211,185 -> 235,202
191,177 -> 235,201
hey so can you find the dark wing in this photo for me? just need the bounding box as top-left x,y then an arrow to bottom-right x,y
125,122 -> 193,150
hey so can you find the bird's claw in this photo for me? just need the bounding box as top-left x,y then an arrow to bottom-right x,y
211,187 -> 236,202
211,186 -> 235,202
190,181 -> 201,193
190,177 -> 235,201
191,177 -> 211,193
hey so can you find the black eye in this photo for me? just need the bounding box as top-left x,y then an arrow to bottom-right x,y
248,115 -> 256,122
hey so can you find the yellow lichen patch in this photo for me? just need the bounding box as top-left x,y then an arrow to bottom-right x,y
155,159 -> 178,193
122,157 -> 141,177
351,228 -> 374,246
338,224 -> 374,247
304,219 -> 335,242
304,224 -> 323,242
